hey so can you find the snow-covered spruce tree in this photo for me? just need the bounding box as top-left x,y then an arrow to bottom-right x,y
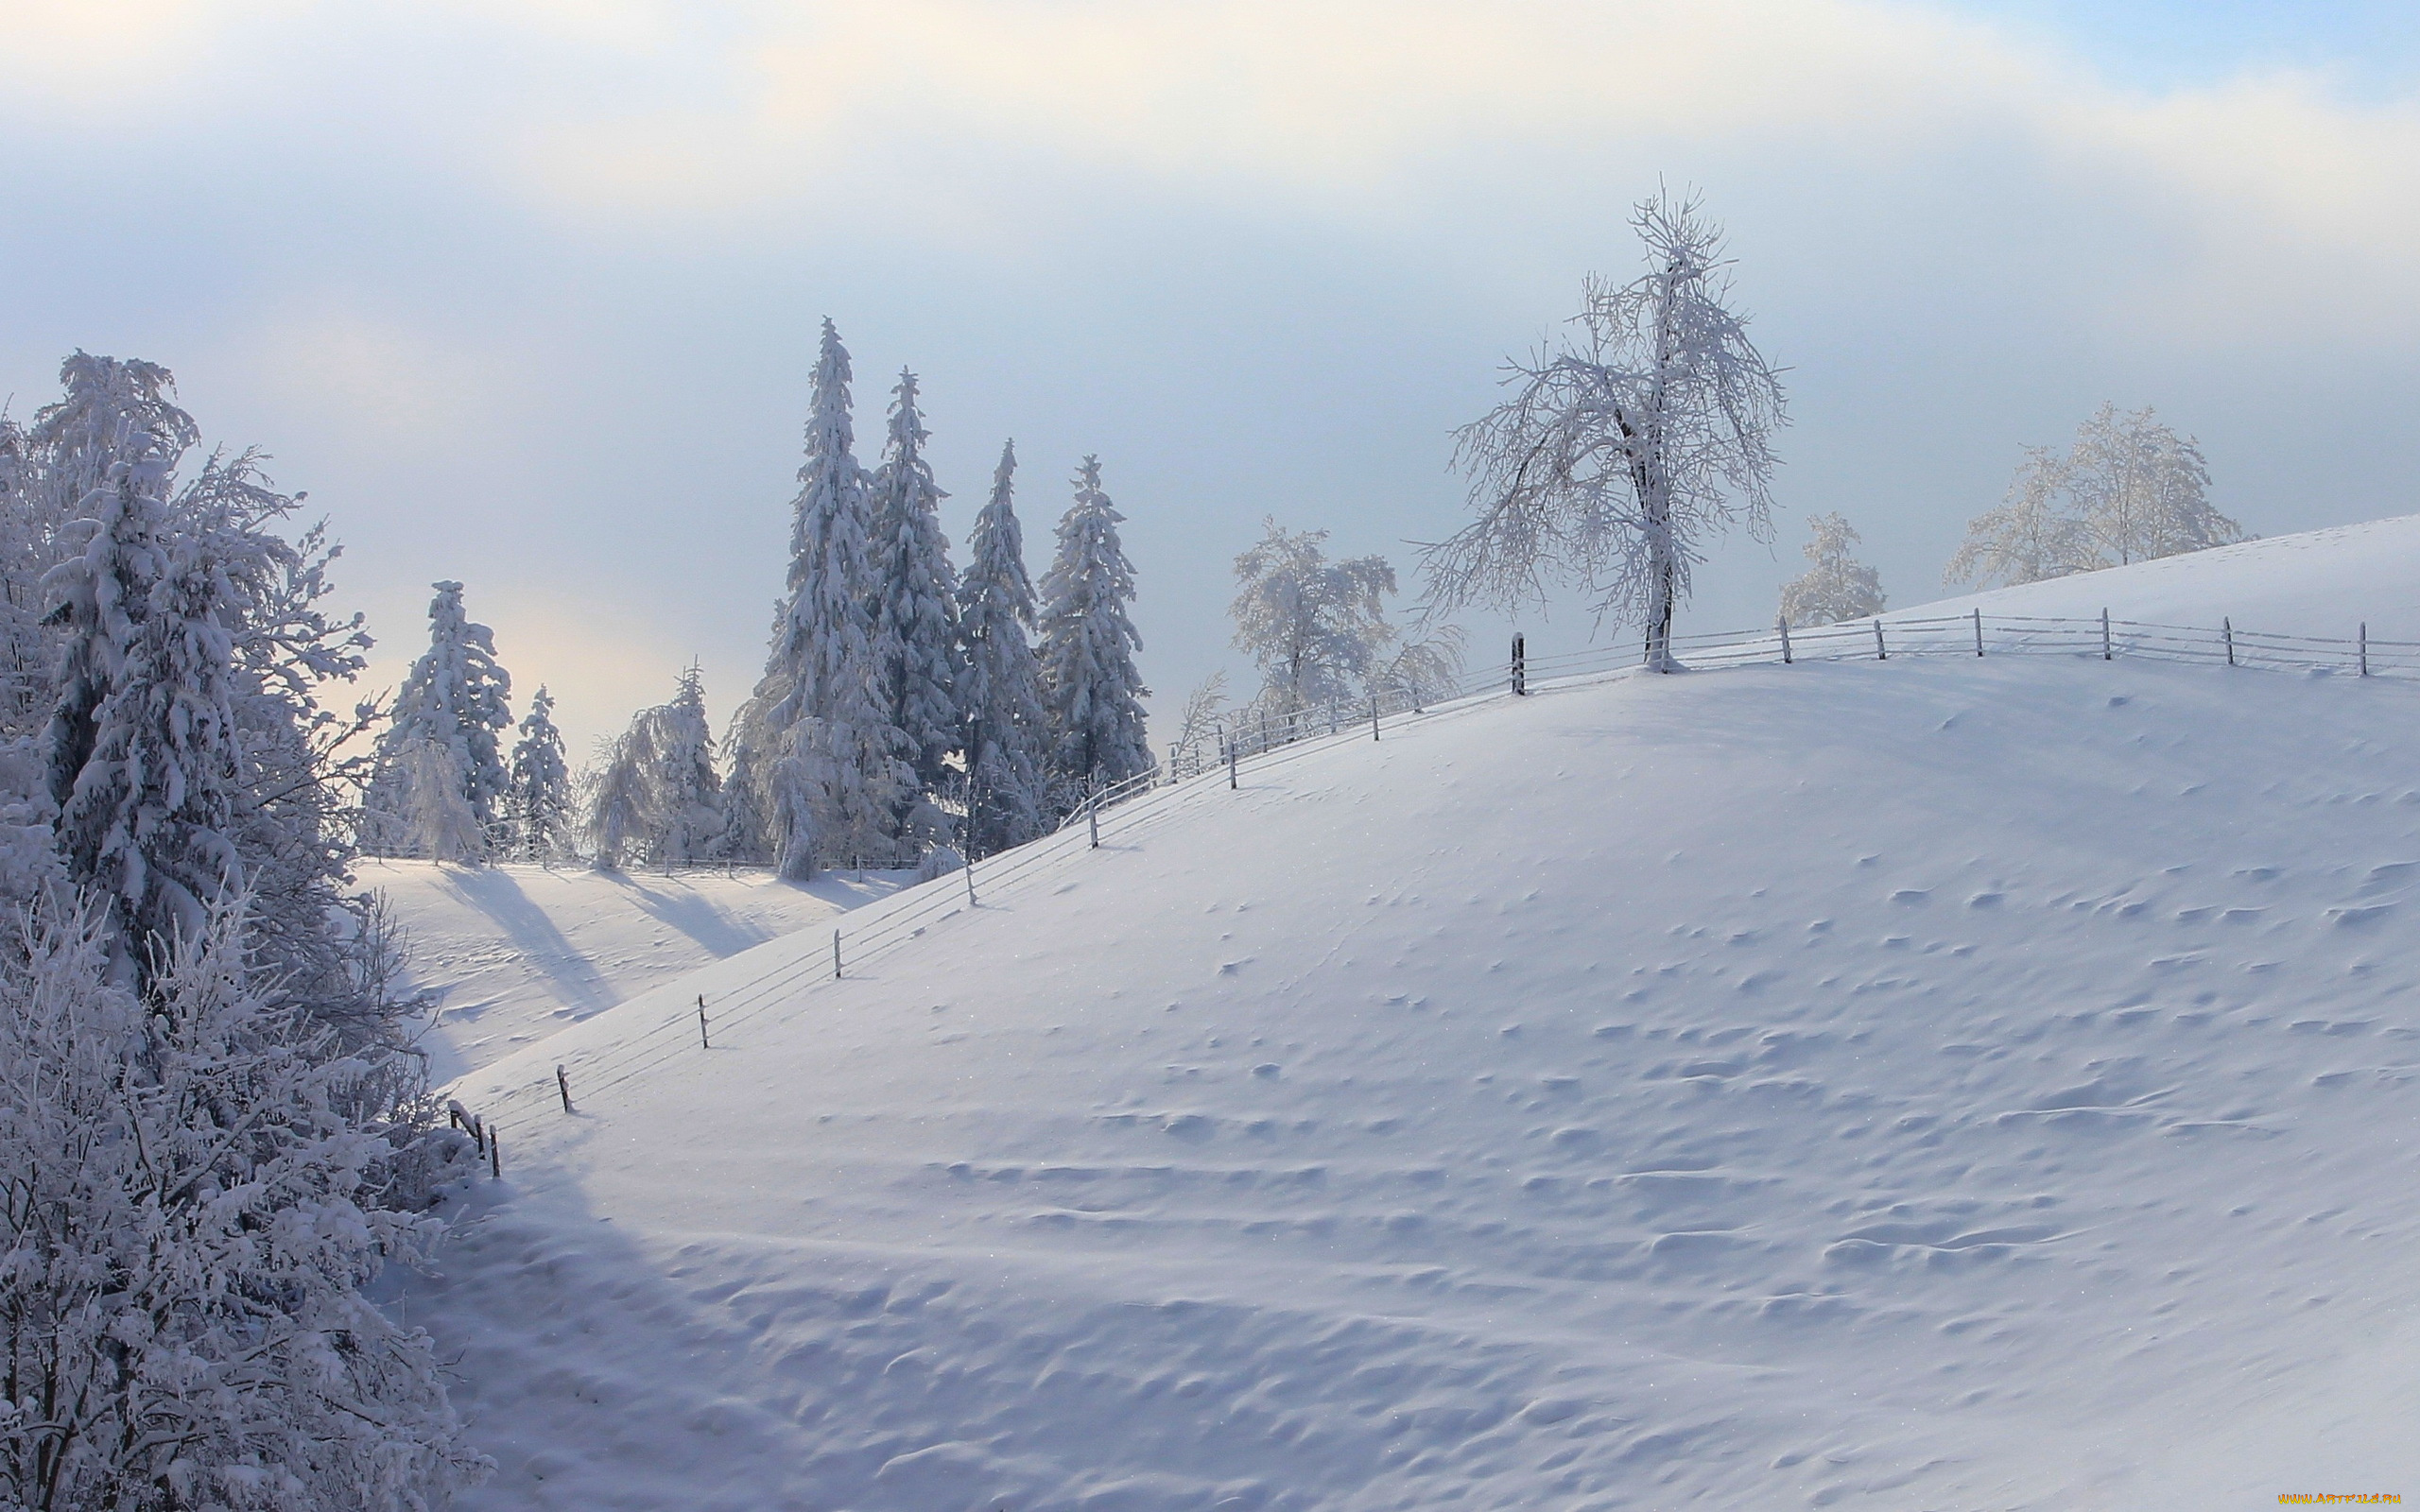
867,369 -> 960,820
1777,512 -> 1885,627
361,581 -> 512,861
42,444 -> 244,971
0,898 -> 481,1511
22,352 -> 401,1042
504,684 -> 572,862
956,439 -> 1050,858
731,319 -> 913,878
1037,455 -> 1150,800
1230,518 -> 1400,718
586,664 -> 724,871
1426,192 -> 1787,672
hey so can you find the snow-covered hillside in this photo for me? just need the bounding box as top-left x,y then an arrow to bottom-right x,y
412,525 -> 2420,1511
1917,512 -> 2420,637
367,860 -> 899,1081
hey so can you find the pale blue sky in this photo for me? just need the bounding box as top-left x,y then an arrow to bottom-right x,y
3,1 -> 2415,757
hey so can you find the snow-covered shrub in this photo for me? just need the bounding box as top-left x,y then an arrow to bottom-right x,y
0,898 -> 484,1510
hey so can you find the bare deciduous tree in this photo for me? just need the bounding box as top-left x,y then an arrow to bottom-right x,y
1426,192 -> 1787,671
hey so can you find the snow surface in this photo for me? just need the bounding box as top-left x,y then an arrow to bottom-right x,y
406,523 -> 2420,1510
1916,513 -> 2420,638
368,860 -> 899,1082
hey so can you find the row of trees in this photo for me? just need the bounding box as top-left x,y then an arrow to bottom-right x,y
358,321 -> 1150,874
719,323 -> 1149,874
0,355 -> 478,1507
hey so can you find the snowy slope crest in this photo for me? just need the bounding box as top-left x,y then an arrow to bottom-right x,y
417,522 -> 2420,1511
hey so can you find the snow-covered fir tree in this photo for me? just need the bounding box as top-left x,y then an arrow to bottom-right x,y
1427,192 -> 1787,671
868,369 -> 960,817
43,443 -> 244,973
1038,455 -> 1150,799
587,664 -> 725,870
505,684 -> 572,862
729,319 -> 914,878
362,580 -> 513,861
1777,512 -> 1886,627
956,439 -> 1050,857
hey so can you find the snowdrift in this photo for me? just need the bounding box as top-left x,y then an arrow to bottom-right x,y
415,524 -> 2420,1511
367,860 -> 897,1081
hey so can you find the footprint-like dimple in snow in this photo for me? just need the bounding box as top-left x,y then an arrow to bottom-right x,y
1890,888 -> 1930,905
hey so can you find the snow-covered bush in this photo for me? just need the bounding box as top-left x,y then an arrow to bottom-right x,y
0,897 -> 483,1510
1426,192 -> 1787,671
1777,512 -> 1886,627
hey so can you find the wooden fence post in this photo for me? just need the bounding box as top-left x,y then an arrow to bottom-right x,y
1973,608 -> 1984,657
1778,617 -> 1791,664
2224,617 -> 2236,666
1089,803 -> 1100,850
2101,609 -> 2112,661
1874,619 -> 1887,661
964,857 -> 977,905
1369,694 -> 1380,741
2360,623 -> 2370,677
1512,632 -> 1528,695
556,1065 -> 573,1114
1227,739 -> 1238,790
489,1130 -> 500,1179
699,995 -> 710,1050
833,928 -> 842,979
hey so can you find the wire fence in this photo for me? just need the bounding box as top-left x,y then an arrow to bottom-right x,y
453,604 -> 2418,1146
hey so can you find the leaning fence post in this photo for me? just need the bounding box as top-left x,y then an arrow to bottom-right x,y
699,995 -> 710,1050
2223,616 -> 2236,666
1873,619 -> 1887,661
1973,608 -> 1984,657
1512,632 -> 1528,695
1369,694 -> 1380,741
2101,609 -> 2112,661
556,1064 -> 573,1114
2360,622 -> 2370,677
1777,617 -> 1791,665
833,928 -> 842,980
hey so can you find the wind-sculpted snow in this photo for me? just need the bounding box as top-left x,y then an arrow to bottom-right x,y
416,655 -> 2420,1509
